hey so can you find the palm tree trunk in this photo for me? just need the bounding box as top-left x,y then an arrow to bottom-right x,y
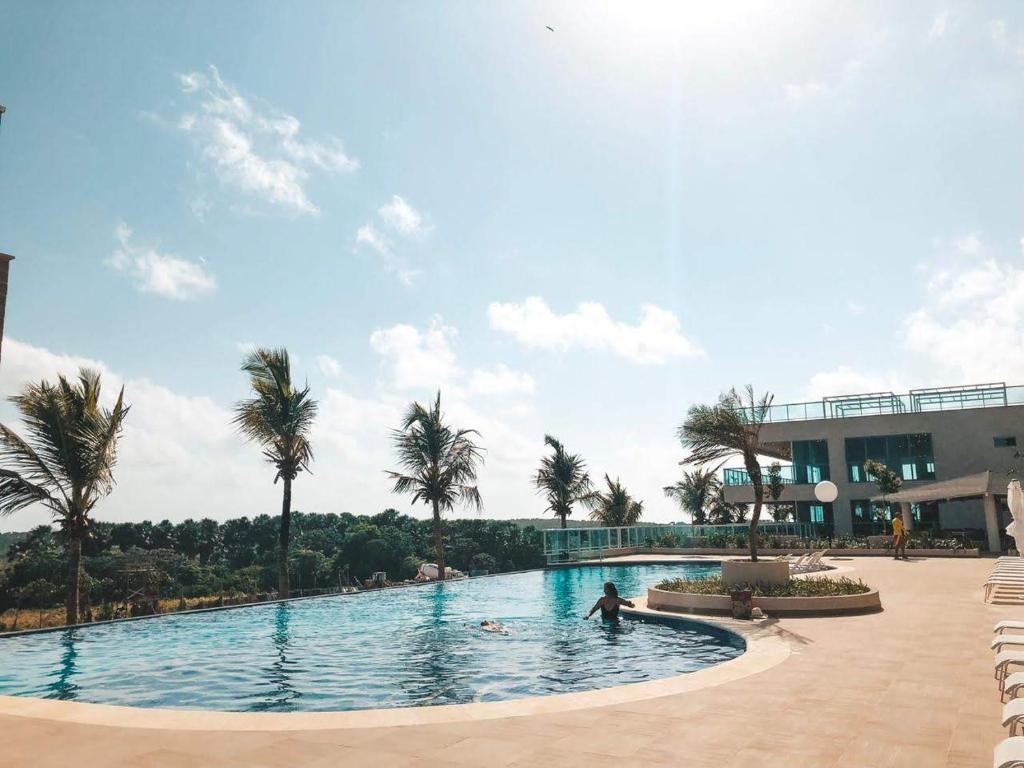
745,455 -> 764,562
66,536 -> 82,626
279,477 -> 292,598
560,512 -> 567,529
432,498 -> 445,581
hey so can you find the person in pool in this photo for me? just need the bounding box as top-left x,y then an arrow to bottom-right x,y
585,582 -> 634,621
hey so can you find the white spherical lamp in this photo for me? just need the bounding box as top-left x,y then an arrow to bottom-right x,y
814,480 -> 838,503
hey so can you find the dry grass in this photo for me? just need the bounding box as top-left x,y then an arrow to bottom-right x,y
0,593 -> 265,633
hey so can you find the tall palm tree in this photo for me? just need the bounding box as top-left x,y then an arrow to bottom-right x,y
586,474 -> 643,527
386,392 -> 483,580
0,369 -> 128,625
663,467 -> 721,525
533,435 -> 593,529
679,385 -> 773,561
233,348 -> 317,599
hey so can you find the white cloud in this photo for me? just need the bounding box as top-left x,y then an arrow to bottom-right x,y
0,339 -> 266,529
928,11 -> 953,41
783,81 -> 829,105
108,223 -> 216,300
316,354 -> 344,379
487,297 -> 701,365
846,300 -> 865,316
953,232 -> 982,257
378,195 -> 426,236
469,364 -> 536,397
991,19 -> 1009,52
176,66 -> 357,215
353,196 -> 430,284
369,317 -> 461,391
807,235 -> 1024,395
0,335 -> 546,531
804,366 -> 905,400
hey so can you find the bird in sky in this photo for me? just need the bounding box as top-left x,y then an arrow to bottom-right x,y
546,25 -> 554,32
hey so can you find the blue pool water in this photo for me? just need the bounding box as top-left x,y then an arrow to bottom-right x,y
0,562 -> 742,712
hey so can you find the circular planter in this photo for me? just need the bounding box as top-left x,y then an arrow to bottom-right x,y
647,585 -> 882,616
721,559 -> 790,588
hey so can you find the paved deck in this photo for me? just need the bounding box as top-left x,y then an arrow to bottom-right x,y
0,556 -> 1010,767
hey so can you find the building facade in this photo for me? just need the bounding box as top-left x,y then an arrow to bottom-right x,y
720,383 -> 1024,547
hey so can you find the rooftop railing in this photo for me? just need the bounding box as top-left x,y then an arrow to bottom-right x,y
743,382 -> 1024,424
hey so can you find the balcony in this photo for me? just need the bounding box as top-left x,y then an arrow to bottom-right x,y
723,463 -> 828,486
737,382 -> 1024,424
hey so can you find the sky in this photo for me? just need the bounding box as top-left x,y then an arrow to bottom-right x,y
0,1 -> 1023,531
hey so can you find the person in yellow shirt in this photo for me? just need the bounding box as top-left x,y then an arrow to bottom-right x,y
892,514 -> 906,560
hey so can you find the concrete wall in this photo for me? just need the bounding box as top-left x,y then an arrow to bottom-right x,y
722,404 -> 1024,536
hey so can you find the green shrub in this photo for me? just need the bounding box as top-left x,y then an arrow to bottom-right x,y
655,575 -> 871,597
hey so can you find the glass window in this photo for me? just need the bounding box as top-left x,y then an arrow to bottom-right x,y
996,436 -> 1018,448
809,504 -> 825,523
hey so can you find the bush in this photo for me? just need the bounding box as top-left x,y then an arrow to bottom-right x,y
655,575 -> 871,597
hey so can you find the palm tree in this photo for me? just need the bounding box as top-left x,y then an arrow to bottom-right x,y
0,369 -> 128,625
534,435 -> 593,529
586,474 -> 643,527
386,392 -> 483,580
663,467 -> 721,524
679,385 -> 773,561
233,348 -> 317,599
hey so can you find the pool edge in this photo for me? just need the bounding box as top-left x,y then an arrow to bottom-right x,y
0,605 -> 790,731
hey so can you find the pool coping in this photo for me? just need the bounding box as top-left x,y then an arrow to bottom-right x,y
0,596 -> 792,731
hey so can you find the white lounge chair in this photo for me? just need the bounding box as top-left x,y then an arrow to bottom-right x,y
998,621 -> 1024,635
1004,672 -> 1024,702
994,736 -> 1024,767
996,651 -> 1024,685
994,636 -> 1024,652
788,554 -> 808,570
1005,700 -> 1024,736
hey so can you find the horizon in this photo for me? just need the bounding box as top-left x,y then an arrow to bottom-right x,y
2,1 -> 1023,532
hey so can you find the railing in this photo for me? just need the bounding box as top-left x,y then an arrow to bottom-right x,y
724,465 -> 795,486
542,522 -> 814,563
740,382 -> 1024,424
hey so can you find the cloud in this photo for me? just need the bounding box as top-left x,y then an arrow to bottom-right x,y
0,338 -> 267,529
353,195 -> 429,284
316,354 -> 344,379
176,66 -> 357,215
804,366 -> 905,400
991,19 -> 1009,52
487,297 -> 701,365
378,195 -> 427,236
369,317 -> 461,391
108,223 -> 216,300
928,10 -> 954,41
846,300 -> 865,316
783,82 -> 829,105
0,334 -> 546,531
469,364 -> 536,396
807,235 -> 1024,395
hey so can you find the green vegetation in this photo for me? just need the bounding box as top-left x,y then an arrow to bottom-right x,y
0,511 -> 545,621
0,531 -> 26,558
864,459 -> 903,523
586,475 -> 643,526
233,347 -> 317,599
680,386 -> 774,561
0,368 -> 128,625
656,575 -> 871,597
663,467 -> 718,525
386,393 -> 484,581
534,435 -> 593,529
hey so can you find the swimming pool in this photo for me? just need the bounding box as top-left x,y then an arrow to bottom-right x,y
0,562 -> 742,712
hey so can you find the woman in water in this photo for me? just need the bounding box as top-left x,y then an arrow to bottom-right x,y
585,582 -> 634,620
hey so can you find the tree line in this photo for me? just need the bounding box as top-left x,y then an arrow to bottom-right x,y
0,510 -> 546,614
